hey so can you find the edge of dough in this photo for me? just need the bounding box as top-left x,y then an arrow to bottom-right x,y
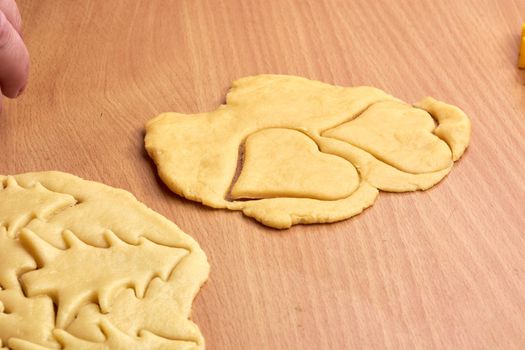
414,97 -> 472,161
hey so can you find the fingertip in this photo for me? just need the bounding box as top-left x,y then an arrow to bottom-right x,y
0,10 -> 29,99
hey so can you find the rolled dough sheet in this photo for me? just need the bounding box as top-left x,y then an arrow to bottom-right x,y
145,75 -> 471,229
0,171 -> 209,350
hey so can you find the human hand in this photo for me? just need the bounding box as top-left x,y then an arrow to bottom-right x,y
0,0 -> 29,108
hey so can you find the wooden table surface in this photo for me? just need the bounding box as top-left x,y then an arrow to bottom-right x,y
2,0 -> 525,348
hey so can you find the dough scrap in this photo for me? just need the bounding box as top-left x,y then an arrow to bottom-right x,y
0,172 -> 209,350
145,75 -> 471,229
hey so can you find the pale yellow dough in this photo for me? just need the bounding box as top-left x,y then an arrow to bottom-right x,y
0,172 -> 209,350
145,75 -> 471,229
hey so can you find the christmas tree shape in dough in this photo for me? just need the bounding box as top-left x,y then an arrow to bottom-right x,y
20,229 -> 189,329
145,74 -> 471,228
0,177 -> 76,238
62,213 -> 209,346
66,252 -> 207,345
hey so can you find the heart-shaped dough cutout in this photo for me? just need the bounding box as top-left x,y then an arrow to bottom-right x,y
230,128 -> 360,201
323,100 -> 453,174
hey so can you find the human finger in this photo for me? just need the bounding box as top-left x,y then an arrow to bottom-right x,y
0,0 -> 22,33
0,10 -> 28,98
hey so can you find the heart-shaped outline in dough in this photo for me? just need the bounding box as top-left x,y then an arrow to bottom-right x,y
230,128 -> 360,201
322,100 -> 453,174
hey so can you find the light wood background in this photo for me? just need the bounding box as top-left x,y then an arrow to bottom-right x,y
2,0 -> 525,348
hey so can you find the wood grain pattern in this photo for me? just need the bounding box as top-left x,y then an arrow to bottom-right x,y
2,0 -> 525,348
